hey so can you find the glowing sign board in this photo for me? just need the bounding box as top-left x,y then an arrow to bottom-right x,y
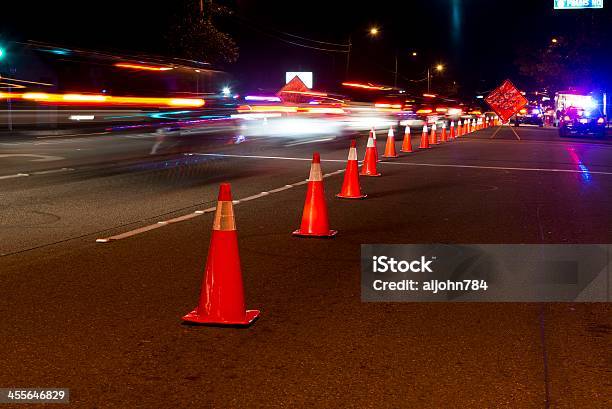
286,72 -> 313,89
554,0 -> 603,9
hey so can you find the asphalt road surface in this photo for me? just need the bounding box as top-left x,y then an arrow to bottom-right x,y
1,124 -> 611,408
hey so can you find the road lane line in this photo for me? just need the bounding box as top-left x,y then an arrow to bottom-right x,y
380,161 -> 612,176
189,153 -> 348,163
95,223 -> 167,242
96,171 -> 343,242
0,153 -> 64,162
0,173 -> 29,180
194,207 -> 216,214
31,167 -> 74,175
36,131 -> 110,139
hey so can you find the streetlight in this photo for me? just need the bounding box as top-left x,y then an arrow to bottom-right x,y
411,51 -> 418,57
551,38 -> 558,44
346,26 -> 381,78
427,64 -> 445,93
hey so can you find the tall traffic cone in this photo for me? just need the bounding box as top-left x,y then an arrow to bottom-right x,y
430,123 -> 438,145
463,119 -> 468,135
449,121 -> 455,140
337,140 -> 366,199
293,153 -> 337,238
383,127 -> 399,158
182,183 -> 260,326
419,124 -> 430,149
371,128 -> 379,162
457,120 -> 462,137
401,125 -> 413,153
361,133 -> 382,176
440,122 -> 447,143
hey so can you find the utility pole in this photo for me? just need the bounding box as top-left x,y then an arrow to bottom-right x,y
345,35 -> 352,78
394,53 -> 398,88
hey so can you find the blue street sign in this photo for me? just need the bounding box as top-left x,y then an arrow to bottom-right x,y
554,0 -> 604,9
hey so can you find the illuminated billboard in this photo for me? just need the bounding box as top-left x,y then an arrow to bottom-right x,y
285,72 -> 313,89
554,0 -> 604,9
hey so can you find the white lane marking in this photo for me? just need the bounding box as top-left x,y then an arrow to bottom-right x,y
31,167 -> 74,175
0,173 -> 29,180
381,161 -> 612,176
189,153 -> 348,163
192,152 -> 612,176
195,207 -> 216,214
95,173 -> 344,243
285,137 -> 336,147
96,223 -> 167,242
0,154 -> 64,162
36,131 -> 110,139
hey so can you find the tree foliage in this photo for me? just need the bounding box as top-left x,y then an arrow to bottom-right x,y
515,34 -> 600,93
168,0 -> 238,65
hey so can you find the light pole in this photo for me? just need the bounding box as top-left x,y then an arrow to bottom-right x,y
394,53 -> 398,88
427,64 -> 444,93
346,26 -> 379,79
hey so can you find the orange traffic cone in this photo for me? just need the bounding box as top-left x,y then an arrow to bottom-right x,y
440,123 -> 447,143
361,133 -> 382,176
337,140 -> 366,199
182,183 -> 260,326
383,127 -> 399,158
420,124 -> 430,149
430,123 -> 438,145
293,153 -> 337,238
449,121 -> 455,140
371,128 -> 379,162
401,125 -> 413,153
464,119 -> 468,134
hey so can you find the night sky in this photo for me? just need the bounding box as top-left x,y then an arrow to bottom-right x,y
2,1 -> 611,96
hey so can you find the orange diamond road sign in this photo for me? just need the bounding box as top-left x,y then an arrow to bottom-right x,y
485,80 -> 528,123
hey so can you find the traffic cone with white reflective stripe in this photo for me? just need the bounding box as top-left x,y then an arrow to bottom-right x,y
383,127 -> 399,158
430,123 -> 438,145
337,140 -> 366,199
440,122 -> 447,142
401,125 -> 413,153
370,128 -> 379,161
293,152 -> 338,238
336,140 -> 367,199
420,125 -> 430,149
360,133 -> 382,176
449,121 -> 455,140
182,183 -> 260,326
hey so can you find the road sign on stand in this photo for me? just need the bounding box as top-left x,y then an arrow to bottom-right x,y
485,80 -> 528,123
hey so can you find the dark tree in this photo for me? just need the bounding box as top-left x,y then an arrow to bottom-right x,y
168,0 -> 238,65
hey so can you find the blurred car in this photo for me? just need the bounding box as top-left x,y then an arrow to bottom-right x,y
558,107 -> 606,137
511,106 -> 544,127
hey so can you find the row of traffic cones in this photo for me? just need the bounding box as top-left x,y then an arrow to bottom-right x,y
182,119 -> 496,327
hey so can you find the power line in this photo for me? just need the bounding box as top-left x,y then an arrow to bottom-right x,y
232,14 -> 349,52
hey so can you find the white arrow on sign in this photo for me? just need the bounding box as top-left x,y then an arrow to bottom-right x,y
0,154 -> 64,162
